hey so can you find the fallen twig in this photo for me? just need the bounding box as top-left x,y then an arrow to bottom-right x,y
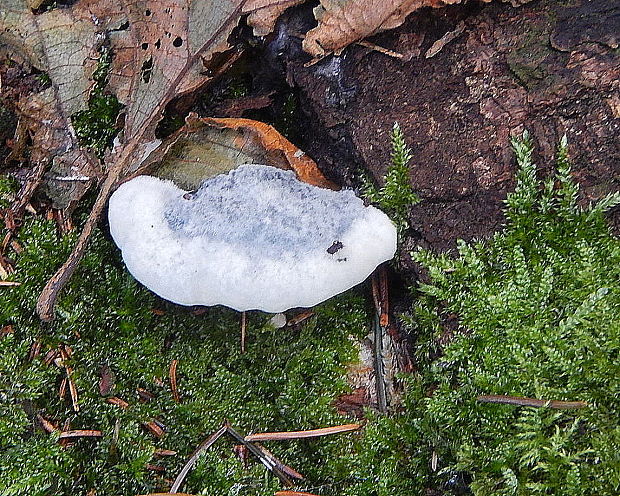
143,420 -> 165,438
225,423 -> 295,487
477,395 -> 588,409
37,414 -> 58,433
138,493 -> 193,496
170,424 -> 228,493
58,429 -> 103,440
138,493 -> 195,496
356,40 -> 404,59
245,423 -> 361,442
241,311 -> 247,354
0,280 -> 21,287
253,443 -> 304,480
425,21 -> 466,59
154,448 -> 177,457
287,310 -> 314,326
169,359 -> 180,403
59,345 -> 79,412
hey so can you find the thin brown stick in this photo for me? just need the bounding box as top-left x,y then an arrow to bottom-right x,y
138,493 -> 195,496
37,414 -> 58,433
154,448 -> 177,456
477,395 -> 587,409
169,359 -> 180,403
287,310 -> 314,326
356,40 -> 404,59
0,281 -> 21,287
254,443 -> 304,480
225,423 -> 294,487
170,424 -> 228,493
143,420 -> 165,438
58,429 -> 103,440
245,423 -> 361,442
60,345 -> 79,412
9,160 -> 47,226
58,376 -> 68,399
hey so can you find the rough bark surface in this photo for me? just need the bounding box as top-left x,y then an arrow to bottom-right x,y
279,0 -> 619,264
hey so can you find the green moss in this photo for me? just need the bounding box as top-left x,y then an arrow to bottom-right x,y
363,123 -> 420,235
407,133 -> 620,495
0,198 -> 373,495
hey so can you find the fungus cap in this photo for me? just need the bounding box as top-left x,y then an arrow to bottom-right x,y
108,164 -> 396,312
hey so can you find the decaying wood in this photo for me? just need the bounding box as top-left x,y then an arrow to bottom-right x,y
245,423 -> 360,442
477,395 -> 588,409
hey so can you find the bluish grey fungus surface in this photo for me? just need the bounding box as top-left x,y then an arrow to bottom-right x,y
108,164 -> 396,312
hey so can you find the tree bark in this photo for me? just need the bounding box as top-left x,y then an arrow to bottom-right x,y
283,0 -> 619,264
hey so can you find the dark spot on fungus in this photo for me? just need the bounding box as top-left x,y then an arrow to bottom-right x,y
155,39 -> 161,49
173,36 -> 183,48
141,42 -> 149,50
145,9 -> 151,16
327,241 -> 343,254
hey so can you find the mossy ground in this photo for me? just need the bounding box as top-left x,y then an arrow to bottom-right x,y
0,187 -> 374,495
2,132 -> 620,496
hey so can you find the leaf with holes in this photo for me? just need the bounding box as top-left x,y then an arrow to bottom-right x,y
0,0 -> 254,320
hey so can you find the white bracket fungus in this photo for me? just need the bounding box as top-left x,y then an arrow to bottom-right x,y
108,164 -> 396,313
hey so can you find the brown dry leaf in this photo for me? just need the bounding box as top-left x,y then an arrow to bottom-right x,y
243,0 -> 306,36
148,115 -> 335,190
0,0 -> 252,321
302,0 -> 532,59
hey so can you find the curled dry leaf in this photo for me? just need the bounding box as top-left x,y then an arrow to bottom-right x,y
147,115 -> 335,190
243,0 -> 306,36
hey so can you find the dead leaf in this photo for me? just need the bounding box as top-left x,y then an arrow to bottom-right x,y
147,115 -> 335,191
301,0 -> 531,59
199,117 -> 336,189
302,0 -> 458,59
244,0 -> 306,36
5,0 -> 252,321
